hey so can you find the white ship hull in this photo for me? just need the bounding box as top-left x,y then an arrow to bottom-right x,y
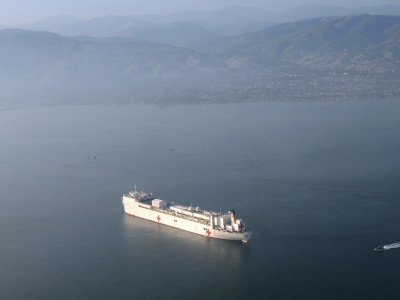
122,187 -> 251,242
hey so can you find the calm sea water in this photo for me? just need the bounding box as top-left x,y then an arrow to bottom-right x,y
1,100 -> 400,299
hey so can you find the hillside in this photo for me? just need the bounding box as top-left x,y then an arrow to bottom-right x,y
0,29 -> 220,107
16,5 -> 400,38
215,15 -> 400,101
1,14 -> 400,109
17,7 -> 274,37
218,14 -> 400,62
129,21 -> 229,52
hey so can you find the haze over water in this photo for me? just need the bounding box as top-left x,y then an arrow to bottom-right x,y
1,100 -> 400,299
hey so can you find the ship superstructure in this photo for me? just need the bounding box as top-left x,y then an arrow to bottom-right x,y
122,186 -> 252,242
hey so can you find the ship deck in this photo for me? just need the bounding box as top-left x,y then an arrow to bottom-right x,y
136,198 -> 210,226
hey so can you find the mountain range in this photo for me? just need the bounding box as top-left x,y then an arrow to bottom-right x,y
15,5 -> 400,37
1,13 -> 400,108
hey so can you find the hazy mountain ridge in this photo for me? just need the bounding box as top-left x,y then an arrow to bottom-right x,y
17,16 -> 227,52
18,15 -> 154,38
217,14 -> 400,101
218,14 -> 400,63
138,6 -> 275,36
16,7 -> 274,37
128,22 -> 229,52
0,28 -> 220,107
15,5 -> 400,38
1,14 -> 400,109
0,28 -> 212,74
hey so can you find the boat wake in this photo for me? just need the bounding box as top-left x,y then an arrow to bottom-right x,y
374,242 -> 400,252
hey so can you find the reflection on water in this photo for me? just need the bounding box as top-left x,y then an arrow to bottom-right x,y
123,213 -> 249,263
122,212 -> 251,299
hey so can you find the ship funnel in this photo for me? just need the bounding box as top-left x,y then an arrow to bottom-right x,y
230,209 -> 236,224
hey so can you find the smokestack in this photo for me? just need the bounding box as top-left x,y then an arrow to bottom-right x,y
230,209 -> 236,224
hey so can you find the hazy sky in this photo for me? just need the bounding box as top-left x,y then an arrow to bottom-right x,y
2,0 -> 400,25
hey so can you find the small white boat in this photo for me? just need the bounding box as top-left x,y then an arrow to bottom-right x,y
374,245 -> 385,252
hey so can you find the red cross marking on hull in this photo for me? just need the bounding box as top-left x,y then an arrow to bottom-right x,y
157,215 -> 161,222
206,229 -> 211,237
